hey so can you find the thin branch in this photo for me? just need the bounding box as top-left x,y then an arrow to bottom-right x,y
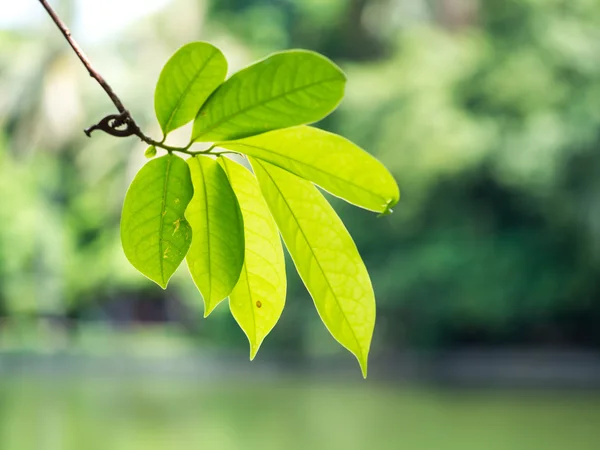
38,0 -> 199,156
39,0 -> 125,113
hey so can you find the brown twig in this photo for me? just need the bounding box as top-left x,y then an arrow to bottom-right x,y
39,0 -> 126,113
38,0 -> 195,154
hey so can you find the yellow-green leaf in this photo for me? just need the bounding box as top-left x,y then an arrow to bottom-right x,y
218,126 -> 399,213
120,154 -> 193,289
219,157 -> 286,360
192,50 -> 346,142
144,145 -> 157,159
155,42 -> 227,135
185,155 -> 245,316
251,158 -> 375,377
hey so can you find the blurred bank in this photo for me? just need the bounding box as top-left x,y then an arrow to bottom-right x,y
1,0 -> 600,448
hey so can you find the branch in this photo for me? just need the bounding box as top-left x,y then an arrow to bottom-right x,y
38,0 -> 195,155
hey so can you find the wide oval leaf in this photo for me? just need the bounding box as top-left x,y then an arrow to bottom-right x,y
185,155 -> 245,316
155,42 -> 227,135
218,126 -> 400,213
121,154 -> 193,289
192,50 -> 346,142
219,157 -> 286,360
251,158 -> 375,377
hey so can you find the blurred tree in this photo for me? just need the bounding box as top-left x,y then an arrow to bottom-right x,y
207,0 -> 390,60
336,0 -> 600,348
1,0 -> 600,354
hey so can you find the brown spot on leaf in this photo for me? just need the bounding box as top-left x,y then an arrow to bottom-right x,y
256,301 -> 262,308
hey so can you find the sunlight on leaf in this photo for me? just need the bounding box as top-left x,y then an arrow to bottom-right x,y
192,50 -> 346,142
220,157 -> 286,359
155,42 -> 227,135
218,126 -> 400,213
251,158 -> 375,377
144,145 -> 157,159
121,154 -> 193,288
185,155 -> 245,316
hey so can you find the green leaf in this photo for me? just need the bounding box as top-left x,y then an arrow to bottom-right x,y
185,155 -> 245,316
192,50 -> 346,142
121,154 -> 193,289
219,157 -> 286,360
218,126 -> 400,213
155,42 -> 228,135
251,158 -> 375,377
144,145 -> 157,159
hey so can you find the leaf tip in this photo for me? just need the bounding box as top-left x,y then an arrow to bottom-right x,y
203,302 -> 214,318
359,358 -> 369,379
377,198 -> 398,217
203,297 -> 223,318
249,346 -> 258,361
353,346 -> 370,379
146,273 -> 168,290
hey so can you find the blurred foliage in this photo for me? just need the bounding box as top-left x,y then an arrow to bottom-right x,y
1,0 -> 600,354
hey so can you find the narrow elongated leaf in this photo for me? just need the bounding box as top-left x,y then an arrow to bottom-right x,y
185,155 -> 245,316
218,126 -> 400,213
219,157 -> 286,359
121,154 -> 193,288
155,42 -> 227,135
251,158 -> 375,377
192,50 -> 346,142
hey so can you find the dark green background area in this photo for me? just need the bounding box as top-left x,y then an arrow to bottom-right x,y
1,0 -> 600,370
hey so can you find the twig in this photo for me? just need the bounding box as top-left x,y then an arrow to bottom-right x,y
38,0 -> 198,155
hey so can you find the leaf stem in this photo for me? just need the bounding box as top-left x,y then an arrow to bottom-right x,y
38,0 -> 207,157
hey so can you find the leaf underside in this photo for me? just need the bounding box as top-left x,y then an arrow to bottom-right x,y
251,158 -> 375,377
185,155 -> 245,316
155,42 -> 227,135
220,157 -> 286,360
192,50 -> 347,142
121,154 -> 193,289
218,126 -> 400,213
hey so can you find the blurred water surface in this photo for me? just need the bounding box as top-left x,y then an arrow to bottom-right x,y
1,375 -> 599,450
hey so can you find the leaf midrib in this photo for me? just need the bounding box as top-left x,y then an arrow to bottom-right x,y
221,159 -> 258,345
197,156 -> 212,303
254,159 -> 363,361
193,75 -> 344,140
243,265 -> 258,347
224,141 -> 384,209
163,49 -> 219,133
158,155 -> 173,286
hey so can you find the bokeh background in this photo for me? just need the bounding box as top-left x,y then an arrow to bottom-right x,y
2,0 -> 600,449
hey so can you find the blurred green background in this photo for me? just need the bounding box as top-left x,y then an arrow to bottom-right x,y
1,0 -> 600,449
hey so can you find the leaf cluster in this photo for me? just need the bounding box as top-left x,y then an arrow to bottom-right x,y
121,43 -> 399,376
